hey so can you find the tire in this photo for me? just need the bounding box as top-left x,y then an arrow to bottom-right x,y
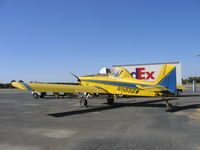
107,97 -> 114,104
80,98 -> 88,107
176,91 -> 182,97
32,92 -> 39,99
40,92 -> 45,98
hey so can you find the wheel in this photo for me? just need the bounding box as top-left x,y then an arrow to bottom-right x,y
176,91 -> 182,97
161,96 -> 166,100
40,92 -> 45,98
32,92 -> 39,99
107,97 -> 114,104
80,98 -> 88,107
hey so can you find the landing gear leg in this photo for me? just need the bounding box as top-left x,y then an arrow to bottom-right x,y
161,96 -> 173,111
165,99 -> 173,111
79,93 -> 90,107
80,97 -> 88,107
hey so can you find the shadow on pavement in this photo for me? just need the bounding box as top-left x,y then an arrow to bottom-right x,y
169,104 -> 200,112
48,98 -> 179,117
179,94 -> 200,97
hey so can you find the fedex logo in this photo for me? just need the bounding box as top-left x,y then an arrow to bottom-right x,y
131,68 -> 155,80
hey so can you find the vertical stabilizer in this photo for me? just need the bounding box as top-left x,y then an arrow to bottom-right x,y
155,64 -> 177,93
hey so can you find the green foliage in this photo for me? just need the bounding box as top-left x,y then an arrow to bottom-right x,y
0,83 -> 14,89
182,77 -> 200,84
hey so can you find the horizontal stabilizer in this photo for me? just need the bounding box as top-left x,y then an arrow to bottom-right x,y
136,85 -> 168,92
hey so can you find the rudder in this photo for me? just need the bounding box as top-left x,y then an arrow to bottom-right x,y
155,64 -> 177,94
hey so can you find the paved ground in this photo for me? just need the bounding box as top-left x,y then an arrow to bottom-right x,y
0,88 -> 200,150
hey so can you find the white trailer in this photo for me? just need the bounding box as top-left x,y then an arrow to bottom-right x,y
113,62 -> 183,95
113,62 -> 182,84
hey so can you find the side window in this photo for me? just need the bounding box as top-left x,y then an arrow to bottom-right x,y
111,70 -> 122,77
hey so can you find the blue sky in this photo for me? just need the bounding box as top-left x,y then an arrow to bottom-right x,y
0,0 -> 200,83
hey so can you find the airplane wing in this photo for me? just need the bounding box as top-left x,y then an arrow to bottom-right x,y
11,82 -> 108,94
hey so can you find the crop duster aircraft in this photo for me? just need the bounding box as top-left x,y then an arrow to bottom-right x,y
12,64 -> 177,110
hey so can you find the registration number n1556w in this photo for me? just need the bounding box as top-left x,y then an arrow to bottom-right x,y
117,86 -> 139,94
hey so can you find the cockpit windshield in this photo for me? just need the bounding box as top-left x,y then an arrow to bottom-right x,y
111,69 -> 122,77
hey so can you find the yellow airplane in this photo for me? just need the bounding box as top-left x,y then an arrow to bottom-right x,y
12,64 -> 177,110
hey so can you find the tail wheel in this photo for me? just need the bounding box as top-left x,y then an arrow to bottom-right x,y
32,92 -> 39,99
107,97 -> 114,104
176,91 -> 182,97
80,98 -> 88,107
166,102 -> 173,111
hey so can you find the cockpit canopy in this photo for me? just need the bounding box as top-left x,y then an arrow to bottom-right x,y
110,67 -> 133,79
110,69 -> 122,77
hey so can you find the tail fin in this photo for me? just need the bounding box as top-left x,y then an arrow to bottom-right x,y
155,64 -> 177,93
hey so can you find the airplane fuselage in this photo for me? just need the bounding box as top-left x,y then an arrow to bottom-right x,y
79,74 -> 161,97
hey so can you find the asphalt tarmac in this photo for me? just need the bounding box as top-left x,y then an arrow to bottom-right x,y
0,88 -> 200,150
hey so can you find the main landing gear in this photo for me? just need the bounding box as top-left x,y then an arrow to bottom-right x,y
79,93 -> 91,107
162,96 -> 173,111
166,100 -> 173,111
80,97 -> 88,107
79,94 -> 116,107
107,96 -> 114,104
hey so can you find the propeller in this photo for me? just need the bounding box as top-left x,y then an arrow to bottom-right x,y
71,73 -> 81,82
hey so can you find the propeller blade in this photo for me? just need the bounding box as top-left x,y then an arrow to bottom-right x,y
71,73 -> 80,82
